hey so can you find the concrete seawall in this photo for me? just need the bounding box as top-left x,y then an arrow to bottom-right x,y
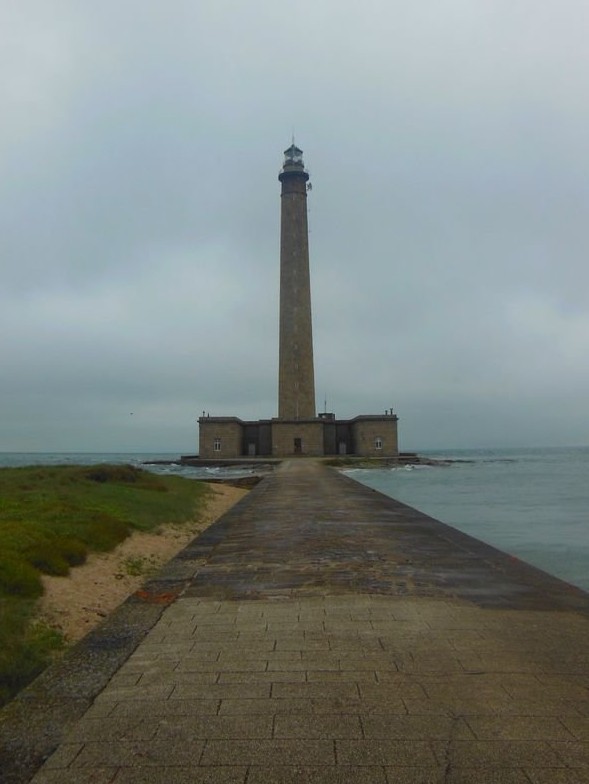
2,460 -> 589,782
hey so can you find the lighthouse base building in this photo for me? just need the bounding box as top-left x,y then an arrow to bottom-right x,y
198,413 -> 399,459
198,144 -> 399,459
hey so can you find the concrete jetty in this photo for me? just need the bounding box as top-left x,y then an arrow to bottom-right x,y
2,460 -> 589,782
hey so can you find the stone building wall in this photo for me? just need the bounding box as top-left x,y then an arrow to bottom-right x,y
352,416 -> 398,457
198,415 -> 399,458
198,418 -> 243,459
271,420 -> 324,457
243,421 -> 272,456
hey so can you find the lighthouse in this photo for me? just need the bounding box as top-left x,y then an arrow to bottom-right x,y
197,143 -> 399,459
278,144 -> 316,420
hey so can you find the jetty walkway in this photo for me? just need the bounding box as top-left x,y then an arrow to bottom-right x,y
3,460 -> 589,782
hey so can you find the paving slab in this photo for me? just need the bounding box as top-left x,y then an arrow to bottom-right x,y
2,459 -> 589,783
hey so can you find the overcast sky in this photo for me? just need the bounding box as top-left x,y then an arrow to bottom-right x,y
1,1 -> 588,453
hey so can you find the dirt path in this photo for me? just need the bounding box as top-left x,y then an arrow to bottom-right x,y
38,484 -> 247,643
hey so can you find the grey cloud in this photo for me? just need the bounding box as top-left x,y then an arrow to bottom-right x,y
1,1 -> 589,451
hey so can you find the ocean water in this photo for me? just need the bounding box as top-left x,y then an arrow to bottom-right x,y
345,446 -> 589,592
1,447 -> 588,592
0,452 -> 256,481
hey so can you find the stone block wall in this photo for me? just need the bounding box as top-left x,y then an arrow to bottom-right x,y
278,173 -> 316,421
352,416 -> 399,457
271,420 -> 324,457
198,418 -> 243,459
198,415 -> 399,458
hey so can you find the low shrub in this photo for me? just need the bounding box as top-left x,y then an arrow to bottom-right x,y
74,511 -> 130,551
25,543 -> 70,577
83,464 -> 142,484
0,558 -> 42,598
80,464 -> 168,492
0,600 -> 64,705
0,528 -> 87,579
59,537 -> 88,567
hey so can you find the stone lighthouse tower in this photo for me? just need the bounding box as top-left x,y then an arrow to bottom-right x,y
278,143 -> 316,420
197,142 -> 399,459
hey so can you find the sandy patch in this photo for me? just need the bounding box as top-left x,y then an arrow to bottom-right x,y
38,484 -> 247,643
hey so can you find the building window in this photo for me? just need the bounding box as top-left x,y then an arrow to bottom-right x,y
213,438 -> 221,452
374,437 -> 383,450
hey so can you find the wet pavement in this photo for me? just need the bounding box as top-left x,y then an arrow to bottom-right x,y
3,459 -> 589,783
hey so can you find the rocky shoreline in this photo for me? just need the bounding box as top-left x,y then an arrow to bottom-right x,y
142,453 -> 467,474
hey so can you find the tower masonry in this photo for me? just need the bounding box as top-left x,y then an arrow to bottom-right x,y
197,143 -> 399,459
278,144 -> 316,419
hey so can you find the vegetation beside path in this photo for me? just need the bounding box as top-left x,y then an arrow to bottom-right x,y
0,464 -> 210,707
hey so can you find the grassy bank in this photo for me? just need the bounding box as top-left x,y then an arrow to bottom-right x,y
0,464 -> 210,707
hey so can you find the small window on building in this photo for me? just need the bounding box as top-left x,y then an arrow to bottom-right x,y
374,437 -> 383,450
213,438 -> 221,452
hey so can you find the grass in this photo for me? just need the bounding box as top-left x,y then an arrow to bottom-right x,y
121,554 -> 158,577
0,601 -> 65,707
0,464 -> 210,707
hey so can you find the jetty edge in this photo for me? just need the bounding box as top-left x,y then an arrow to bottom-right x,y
2,459 -> 588,782
142,452 -> 456,488
144,451 -> 456,471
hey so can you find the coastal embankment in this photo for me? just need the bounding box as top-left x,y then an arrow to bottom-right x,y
0,465 -> 247,711
38,483 -> 247,643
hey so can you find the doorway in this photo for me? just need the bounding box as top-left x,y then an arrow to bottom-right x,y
293,438 -> 302,454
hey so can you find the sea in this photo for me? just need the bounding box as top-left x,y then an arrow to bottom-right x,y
1,446 -> 588,592
345,446 -> 589,593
